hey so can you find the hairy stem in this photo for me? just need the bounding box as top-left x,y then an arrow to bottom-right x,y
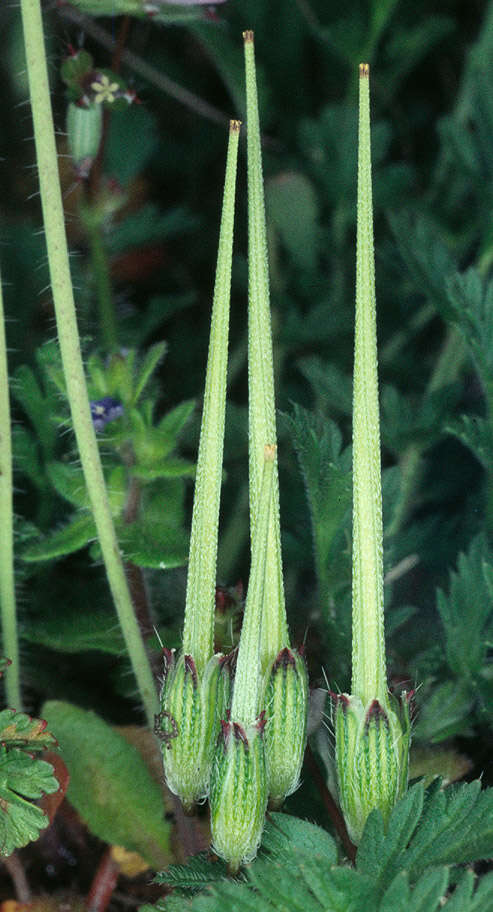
182,120 -> 241,672
80,200 -> 118,353
232,445 -> 276,725
244,31 -> 288,671
351,64 -> 386,705
20,0 -> 158,727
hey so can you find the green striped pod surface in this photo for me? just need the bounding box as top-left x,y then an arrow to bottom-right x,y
156,649 -> 233,810
263,647 -> 308,807
333,691 -> 411,845
210,716 -> 268,872
66,102 -> 103,179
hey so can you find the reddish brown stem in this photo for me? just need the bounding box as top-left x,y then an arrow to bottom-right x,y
86,847 -> 120,912
3,854 -> 31,903
305,744 -> 356,863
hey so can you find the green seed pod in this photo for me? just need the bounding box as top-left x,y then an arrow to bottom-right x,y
66,102 -> 103,178
263,647 -> 308,807
210,717 -> 268,872
333,691 -> 411,845
156,649 -> 233,810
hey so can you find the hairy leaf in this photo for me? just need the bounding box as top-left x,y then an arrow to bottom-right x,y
22,610 -> 125,656
42,701 -> 170,869
446,413 -> 493,469
0,748 -> 58,856
20,513 -> 97,562
358,779 -> 493,890
436,535 -> 492,678
0,710 -> 57,750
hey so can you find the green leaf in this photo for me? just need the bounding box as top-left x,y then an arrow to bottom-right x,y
281,404 -> 352,604
22,610 -> 125,656
156,814 -> 343,911
0,747 -> 58,856
12,426 -> 44,487
445,269 -> 493,388
0,709 -> 57,750
380,869 -> 449,912
153,853 -> 229,895
446,413 -> 493,469
357,782 -> 424,891
131,458 -> 196,481
157,399 -> 196,444
261,812 -> 337,862
384,16 -> 454,94
381,383 -> 460,458
117,517 -> 189,569
444,870 -> 493,911
104,105 -> 158,186
436,535 -> 493,678
107,205 -> 199,257
296,356 -> 352,416
35,340 -> 67,399
20,513 -> 96,562
388,212 -> 456,316
265,171 -> 320,271
409,743 -> 472,787
132,342 -> 167,404
12,364 -> 57,457
413,679 -> 475,743
404,780 -> 493,873
358,779 -> 493,891
47,462 -> 89,508
41,701 -> 171,869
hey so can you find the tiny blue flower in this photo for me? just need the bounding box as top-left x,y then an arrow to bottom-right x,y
90,397 -> 124,431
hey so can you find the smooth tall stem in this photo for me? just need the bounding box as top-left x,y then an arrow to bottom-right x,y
182,120 -> 241,672
20,0 -> 158,727
243,31 -> 288,670
351,65 -> 386,705
0,268 -> 21,709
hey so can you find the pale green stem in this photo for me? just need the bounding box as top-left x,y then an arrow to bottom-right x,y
232,445 -> 276,726
80,200 -> 118,353
243,31 -> 288,671
351,65 -> 386,706
182,121 -> 241,673
20,0 -> 158,727
0,269 -> 21,709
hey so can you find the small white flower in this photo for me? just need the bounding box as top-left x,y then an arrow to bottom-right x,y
91,74 -> 119,104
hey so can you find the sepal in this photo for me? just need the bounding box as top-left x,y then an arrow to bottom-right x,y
156,651 -> 233,809
263,647 -> 308,806
333,690 -> 411,845
210,715 -> 268,872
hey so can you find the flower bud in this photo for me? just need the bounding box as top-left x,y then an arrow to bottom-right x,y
333,691 -> 411,845
263,647 -> 308,807
156,649 -> 233,810
66,102 -> 102,179
210,716 -> 268,872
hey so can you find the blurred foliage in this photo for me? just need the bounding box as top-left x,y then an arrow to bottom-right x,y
1,0 -> 493,894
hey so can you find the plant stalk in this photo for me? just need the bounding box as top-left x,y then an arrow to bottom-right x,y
80,200 -> 118,353
0,267 -> 21,709
231,445 -> 276,726
351,64 -> 386,705
182,120 -> 241,673
243,31 -> 288,671
19,0 -> 158,727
